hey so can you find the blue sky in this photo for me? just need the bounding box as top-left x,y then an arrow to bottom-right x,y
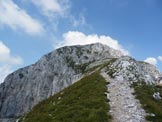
0,0 -> 162,83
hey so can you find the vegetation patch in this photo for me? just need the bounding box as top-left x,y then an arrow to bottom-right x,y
132,82 -> 162,122
19,72 -> 111,122
65,56 -> 75,68
65,56 -> 90,73
19,73 -> 24,79
75,47 -> 83,58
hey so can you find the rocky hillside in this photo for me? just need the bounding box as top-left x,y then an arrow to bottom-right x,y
0,43 -> 123,122
18,57 -> 162,122
0,43 -> 162,122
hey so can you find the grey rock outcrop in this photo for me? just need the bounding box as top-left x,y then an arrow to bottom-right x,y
0,43 -> 123,121
105,56 -> 161,84
153,92 -> 162,100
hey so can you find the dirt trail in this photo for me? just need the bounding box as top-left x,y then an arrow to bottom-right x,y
101,71 -> 146,122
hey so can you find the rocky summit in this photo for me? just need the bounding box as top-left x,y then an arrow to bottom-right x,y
0,43 -> 162,122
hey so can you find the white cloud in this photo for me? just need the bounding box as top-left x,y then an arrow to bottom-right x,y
29,0 -> 87,29
144,57 -> 157,66
0,0 -> 44,35
30,0 -> 70,17
71,14 -> 86,27
0,41 -> 23,83
158,56 -> 162,62
0,65 -> 12,84
26,0 -> 71,31
0,41 -> 23,65
55,31 -> 129,55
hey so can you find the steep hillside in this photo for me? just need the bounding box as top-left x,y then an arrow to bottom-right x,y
18,71 -> 111,122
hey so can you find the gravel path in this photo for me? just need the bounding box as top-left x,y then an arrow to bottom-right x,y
101,71 -> 146,122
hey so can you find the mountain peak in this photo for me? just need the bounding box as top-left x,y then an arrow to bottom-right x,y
0,43 -> 161,122
0,43 -> 123,120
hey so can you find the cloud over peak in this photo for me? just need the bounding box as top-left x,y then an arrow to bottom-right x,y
0,65 -> 12,84
0,41 -> 23,65
158,56 -> 162,62
0,41 -> 23,83
55,31 -> 129,55
144,57 -> 157,66
144,56 -> 162,67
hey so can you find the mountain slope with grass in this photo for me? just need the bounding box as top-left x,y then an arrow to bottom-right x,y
19,71 -> 112,122
18,57 -> 162,122
0,43 -> 162,122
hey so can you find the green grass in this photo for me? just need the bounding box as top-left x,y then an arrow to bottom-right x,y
19,72 -> 111,122
132,82 -> 162,122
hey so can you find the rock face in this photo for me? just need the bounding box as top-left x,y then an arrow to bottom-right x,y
0,43 -> 123,120
153,92 -> 162,100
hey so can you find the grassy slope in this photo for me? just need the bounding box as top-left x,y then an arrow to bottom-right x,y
19,71 -> 111,122
132,82 -> 162,122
